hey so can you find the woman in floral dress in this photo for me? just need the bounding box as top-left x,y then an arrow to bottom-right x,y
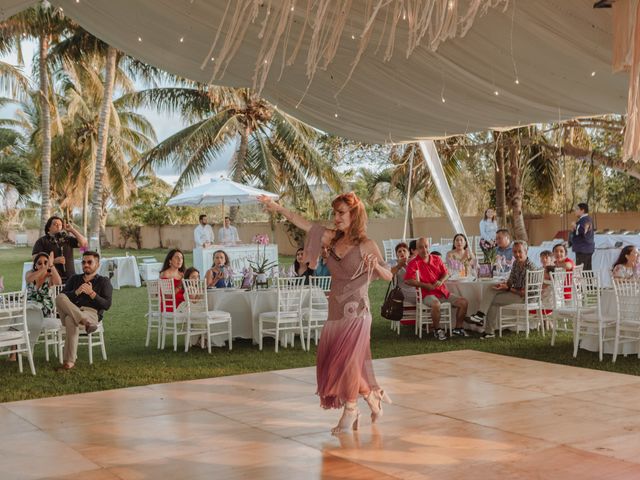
258,192 -> 393,434
26,251 -> 62,317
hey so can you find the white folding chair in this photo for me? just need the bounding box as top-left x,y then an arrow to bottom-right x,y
37,284 -> 64,362
0,291 -> 35,374
145,280 -> 162,348
77,321 -> 107,364
415,282 -> 452,338
573,273 -> 614,361
182,279 -> 232,352
159,278 -> 188,351
382,240 -> 394,262
259,277 -> 306,352
498,269 -> 545,338
302,276 -> 331,349
440,237 -> 454,247
549,270 -> 580,346
611,278 -> 640,363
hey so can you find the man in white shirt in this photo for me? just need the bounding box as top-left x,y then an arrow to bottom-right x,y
218,216 -> 240,244
194,214 -> 214,248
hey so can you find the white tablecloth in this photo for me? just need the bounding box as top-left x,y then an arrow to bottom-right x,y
194,244 -> 279,275
206,287 -> 323,345
139,262 -> 163,282
446,279 -> 501,316
595,234 -> 640,249
74,256 -> 141,289
22,256 -> 141,290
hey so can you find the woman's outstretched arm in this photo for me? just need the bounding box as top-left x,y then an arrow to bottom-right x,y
257,195 -> 313,232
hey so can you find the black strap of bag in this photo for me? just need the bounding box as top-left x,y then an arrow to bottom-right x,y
380,275 -> 405,321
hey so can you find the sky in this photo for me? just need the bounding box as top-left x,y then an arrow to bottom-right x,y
1,40 -> 235,189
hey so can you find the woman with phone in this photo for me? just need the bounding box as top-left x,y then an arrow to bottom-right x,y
205,250 -> 231,288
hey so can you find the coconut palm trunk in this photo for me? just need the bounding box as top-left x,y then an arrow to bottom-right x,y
493,132 -> 507,228
89,45 -> 117,247
229,125 -> 251,223
507,144 -> 528,241
38,34 -> 51,235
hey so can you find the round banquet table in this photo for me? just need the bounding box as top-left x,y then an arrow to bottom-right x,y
445,278 -> 502,330
206,287 -> 324,346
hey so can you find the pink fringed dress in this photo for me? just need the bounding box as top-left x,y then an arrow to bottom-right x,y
305,224 -> 380,409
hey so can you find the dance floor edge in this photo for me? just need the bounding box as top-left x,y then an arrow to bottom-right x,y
3,350 -> 640,480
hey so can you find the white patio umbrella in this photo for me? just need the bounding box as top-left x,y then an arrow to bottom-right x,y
166,176 -> 279,221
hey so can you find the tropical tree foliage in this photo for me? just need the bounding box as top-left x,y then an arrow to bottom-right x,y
124,86 -> 344,220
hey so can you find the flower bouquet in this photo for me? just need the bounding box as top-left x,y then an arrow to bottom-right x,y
479,239 -> 497,265
248,234 -> 278,287
478,239 -> 497,278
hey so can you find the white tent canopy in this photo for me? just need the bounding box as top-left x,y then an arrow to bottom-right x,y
0,0 -> 626,144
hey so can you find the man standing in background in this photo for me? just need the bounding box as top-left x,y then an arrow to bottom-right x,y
571,203 -> 595,270
194,214 -> 214,248
218,216 -> 240,244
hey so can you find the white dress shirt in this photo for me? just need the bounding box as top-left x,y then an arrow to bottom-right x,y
218,226 -> 240,244
194,224 -> 214,247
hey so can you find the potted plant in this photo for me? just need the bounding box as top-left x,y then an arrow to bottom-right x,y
248,234 -> 278,286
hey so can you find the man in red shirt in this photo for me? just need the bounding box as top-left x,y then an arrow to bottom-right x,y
405,237 -> 469,340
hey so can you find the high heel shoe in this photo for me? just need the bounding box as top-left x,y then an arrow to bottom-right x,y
363,389 -> 392,423
331,404 -> 360,434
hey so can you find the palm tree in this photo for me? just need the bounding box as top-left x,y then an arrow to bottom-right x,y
0,4 -> 74,234
50,29 -> 171,244
124,86 -> 343,219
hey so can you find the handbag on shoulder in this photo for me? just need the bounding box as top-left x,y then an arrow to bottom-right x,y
380,278 -> 405,321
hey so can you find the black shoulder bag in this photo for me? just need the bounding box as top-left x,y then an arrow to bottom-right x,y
380,277 -> 405,321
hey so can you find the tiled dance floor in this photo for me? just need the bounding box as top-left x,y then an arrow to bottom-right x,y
3,350 -> 640,479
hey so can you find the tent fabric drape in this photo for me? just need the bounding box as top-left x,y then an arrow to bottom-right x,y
0,0 -> 629,145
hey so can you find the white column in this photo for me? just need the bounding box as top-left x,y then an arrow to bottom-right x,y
418,140 -> 466,236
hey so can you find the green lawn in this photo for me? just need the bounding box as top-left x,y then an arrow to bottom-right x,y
1,246 -> 639,403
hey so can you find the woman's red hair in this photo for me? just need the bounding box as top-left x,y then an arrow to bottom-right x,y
332,192 -> 368,244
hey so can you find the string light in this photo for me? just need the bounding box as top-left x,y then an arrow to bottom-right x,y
514,78 -> 520,85
290,6 -> 294,11
334,112 -> 338,118
441,96 -> 446,103
138,36 -> 142,42
351,34 -> 355,40
179,36 -> 184,43
494,90 -> 499,96
591,71 -> 596,77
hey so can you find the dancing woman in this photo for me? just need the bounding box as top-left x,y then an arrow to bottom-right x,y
258,192 -> 393,434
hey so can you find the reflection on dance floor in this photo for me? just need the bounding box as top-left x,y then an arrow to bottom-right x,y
3,350 -> 640,479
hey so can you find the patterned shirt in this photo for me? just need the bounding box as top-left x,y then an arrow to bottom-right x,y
506,258 -> 537,290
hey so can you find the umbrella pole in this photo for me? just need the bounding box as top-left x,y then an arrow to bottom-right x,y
221,199 -> 225,226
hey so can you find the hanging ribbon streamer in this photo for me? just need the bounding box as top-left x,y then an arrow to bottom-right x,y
613,0 -> 640,162
202,0 -> 509,95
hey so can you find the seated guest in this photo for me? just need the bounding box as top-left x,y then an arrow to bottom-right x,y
218,216 -> 240,244
55,251 -> 112,370
405,237 -> 469,340
180,267 -> 203,309
470,240 -> 536,339
408,239 -> 417,259
160,249 -> 186,310
495,229 -> 514,266
314,245 -> 331,277
552,243 -> 574,272
289,247 -> 314,284
389,242 -> 417,305
26,251 -> 62,317
205,250 -> 231,288
612,246 -> 639,280
32,216 -> 88,283
446,233 -> 477,276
